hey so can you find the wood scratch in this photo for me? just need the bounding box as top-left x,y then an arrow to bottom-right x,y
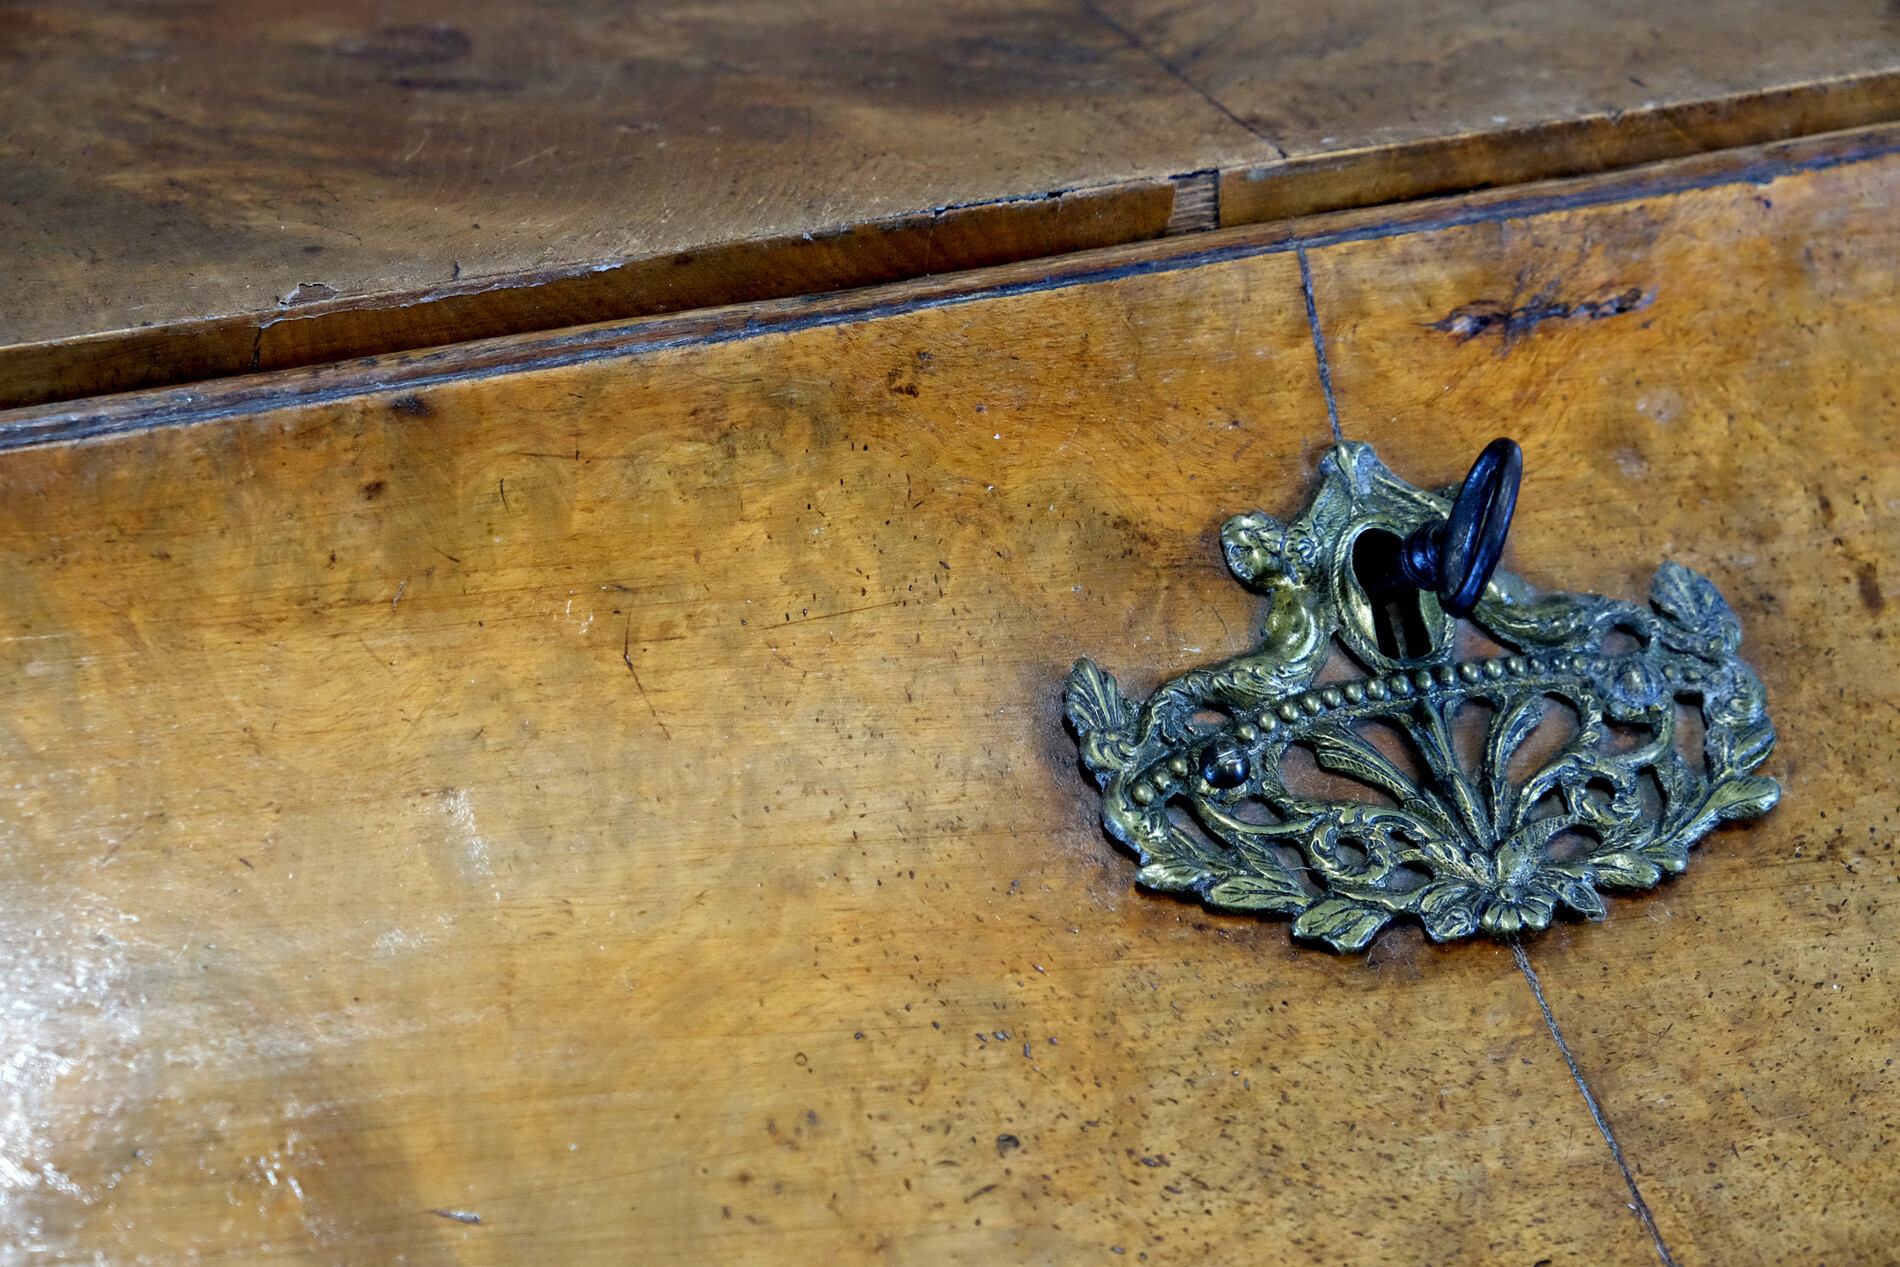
1210,604 -> 1235,652
502,145 -> 557,172
765,599 -> 905,629
625,618 -> 671,739
96,820 -> 146,866
357,634 -> 398,675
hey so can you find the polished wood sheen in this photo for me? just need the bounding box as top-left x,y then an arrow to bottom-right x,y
1,133 -> 1896,1263
6,0 -> 1900,408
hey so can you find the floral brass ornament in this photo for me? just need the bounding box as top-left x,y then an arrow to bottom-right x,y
1065,441 -> 1780,952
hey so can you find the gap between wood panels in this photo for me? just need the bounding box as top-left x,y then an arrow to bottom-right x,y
1513,941 -> 1679,1267
15,121 -> 1899,451
7,71 -> 1900,412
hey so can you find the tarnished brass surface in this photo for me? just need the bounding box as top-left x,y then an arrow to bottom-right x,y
1066,441 -> 1780,951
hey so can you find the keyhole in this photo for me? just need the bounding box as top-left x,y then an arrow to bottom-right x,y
1354,529 -> 1433,661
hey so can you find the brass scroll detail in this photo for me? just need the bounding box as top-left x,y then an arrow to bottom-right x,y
1065,442 -> 1780,951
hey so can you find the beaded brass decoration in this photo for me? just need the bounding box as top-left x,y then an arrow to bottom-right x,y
1064,442 -> 1779,951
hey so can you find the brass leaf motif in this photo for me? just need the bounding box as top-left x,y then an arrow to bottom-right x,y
1065,443 -> 1780,952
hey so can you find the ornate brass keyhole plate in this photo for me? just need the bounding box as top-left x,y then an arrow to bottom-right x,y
1065,442 -> 1780,951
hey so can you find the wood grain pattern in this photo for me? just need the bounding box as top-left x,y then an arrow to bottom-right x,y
1219,72 -> 1900,227
0,180 -> 1181,415
2,215 -> 1654,1265
11,121 -> 1899,455
2,119 -> 1899,1264
1303,151 -> 1900,1264
8,0 -> 1900,409
0,0 -> 1263,409
1101,0 -> 1900,220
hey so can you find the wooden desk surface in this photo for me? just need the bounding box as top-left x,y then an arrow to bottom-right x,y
0,125 -> 1893,1263
6,0 -> 1900,408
